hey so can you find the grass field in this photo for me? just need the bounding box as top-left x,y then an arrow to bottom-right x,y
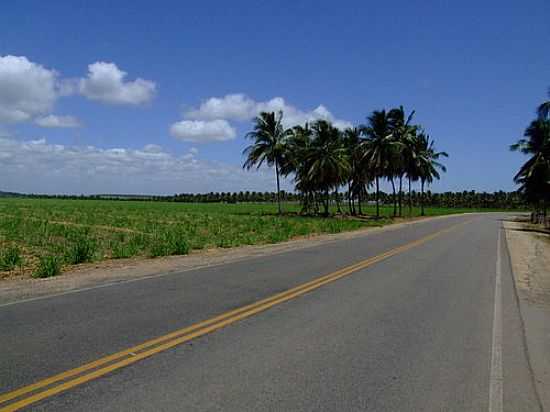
0,198 -> 503,278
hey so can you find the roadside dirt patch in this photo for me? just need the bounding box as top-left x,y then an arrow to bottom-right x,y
504,219 -> 550,410
504,220 -> 550,308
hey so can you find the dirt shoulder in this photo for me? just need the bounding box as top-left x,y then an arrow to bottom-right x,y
0,213 -> 468,306
504,218 -> 550,410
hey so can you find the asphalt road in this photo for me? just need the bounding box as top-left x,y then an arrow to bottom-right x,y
0,214 -> 542,411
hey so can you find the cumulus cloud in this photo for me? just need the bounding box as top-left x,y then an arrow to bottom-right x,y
0,136 -> 277,195
142,143 -> 163,153
185,94 -> 256,121
170,94 -> 351,143
35,114 -> 81,128
0,55 -> 59,123
184,93 -> 352,129
79,62 -> 156,105
0,55 -> 157,128
169,119 -> 236,143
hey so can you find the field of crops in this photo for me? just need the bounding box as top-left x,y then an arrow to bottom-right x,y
0,198 -> 494,278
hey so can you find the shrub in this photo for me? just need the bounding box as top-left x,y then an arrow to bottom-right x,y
169,234 -> 190,255
0,246 -> 23,271
149,232 -> 189,257
65,235 -> 96,264
216,238 -> 233,248
33,255 -> 61,278
111,241 -> 140,259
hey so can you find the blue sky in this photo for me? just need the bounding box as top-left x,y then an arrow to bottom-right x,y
1,0 -> 549,194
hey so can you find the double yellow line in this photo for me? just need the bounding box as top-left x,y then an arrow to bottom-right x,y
0,220 -> 466,411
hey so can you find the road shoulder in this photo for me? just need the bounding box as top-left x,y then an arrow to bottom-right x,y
503,219 -> 550,411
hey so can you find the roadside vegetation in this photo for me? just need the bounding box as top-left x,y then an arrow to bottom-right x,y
511,88 -> 550,223
0,198 -> 377,278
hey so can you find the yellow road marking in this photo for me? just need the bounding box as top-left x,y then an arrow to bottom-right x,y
0,220 -> 467,411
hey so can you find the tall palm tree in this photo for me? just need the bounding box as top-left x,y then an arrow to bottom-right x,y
303,120 -> 350,216
360,110 -> 397,218
388,106 -> 417,217
282,123 -> 317,213
243,111 -> 290,214
510,119 -> 550,214
343,127 -> 368,215
415,133 -> 448,216
537,87 -> 550,120
405,131 -> 421,216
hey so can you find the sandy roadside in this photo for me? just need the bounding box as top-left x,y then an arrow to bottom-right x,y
504,219 -> 550,411
0,213 -> 471,306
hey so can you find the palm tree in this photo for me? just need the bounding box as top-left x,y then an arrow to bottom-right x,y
303,120 -> 350,216
282,123 -> 318,213
343,127 -> 369,215
404,130 -> 421,216
243,111 -> 290,214
360,110 -> 397,218
415,133 -> 448,216
510,119 -> 550,215
388,106 -> 417,217
537,88 -> 550,120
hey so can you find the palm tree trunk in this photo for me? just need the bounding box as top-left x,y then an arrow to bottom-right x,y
347,182 -> 353,215
275,159 -> 281,215
408,176 -> 412,216
359,184 -> 366,215
315,192 -> 320,214
357,186 -> 362,215
324,187 -> 330,216
375,176 -> 380,218
421,179 -> 425,216
335,188 -> 342,214
399,175 -> 403,217
390,178 -> 397,217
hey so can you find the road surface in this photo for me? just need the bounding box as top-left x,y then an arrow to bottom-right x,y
0,214 -> 542,411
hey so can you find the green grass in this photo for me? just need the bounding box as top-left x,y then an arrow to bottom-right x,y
0,245 -> 23,271
33,255 -> 61,278
64,230 -> 97,264
0,197 -> 508,277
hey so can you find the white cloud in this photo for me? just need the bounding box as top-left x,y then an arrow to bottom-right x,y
189,147 -> 199,155
171,94 -> 351,143
79,62 -> 156,105
142,144 -> 163,153
0,56 -> 157,126
35,114 -> 81,128
185,94 -> 256,121
0,55 -> 59,123
169,119 -> 236,143
184,93 -> 352,129
0,136 -> 278,195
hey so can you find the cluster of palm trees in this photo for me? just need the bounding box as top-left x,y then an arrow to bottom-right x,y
511,88 -> 550,216
243,108 -> 448,217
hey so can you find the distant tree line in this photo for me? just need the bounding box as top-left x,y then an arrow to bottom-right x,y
172,190 -> 524,209
510,88 -> 550,217
2,190 -> 525,209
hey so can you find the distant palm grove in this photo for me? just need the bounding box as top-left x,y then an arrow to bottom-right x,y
243,107 -> 448,217
10,190 -> 525,210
